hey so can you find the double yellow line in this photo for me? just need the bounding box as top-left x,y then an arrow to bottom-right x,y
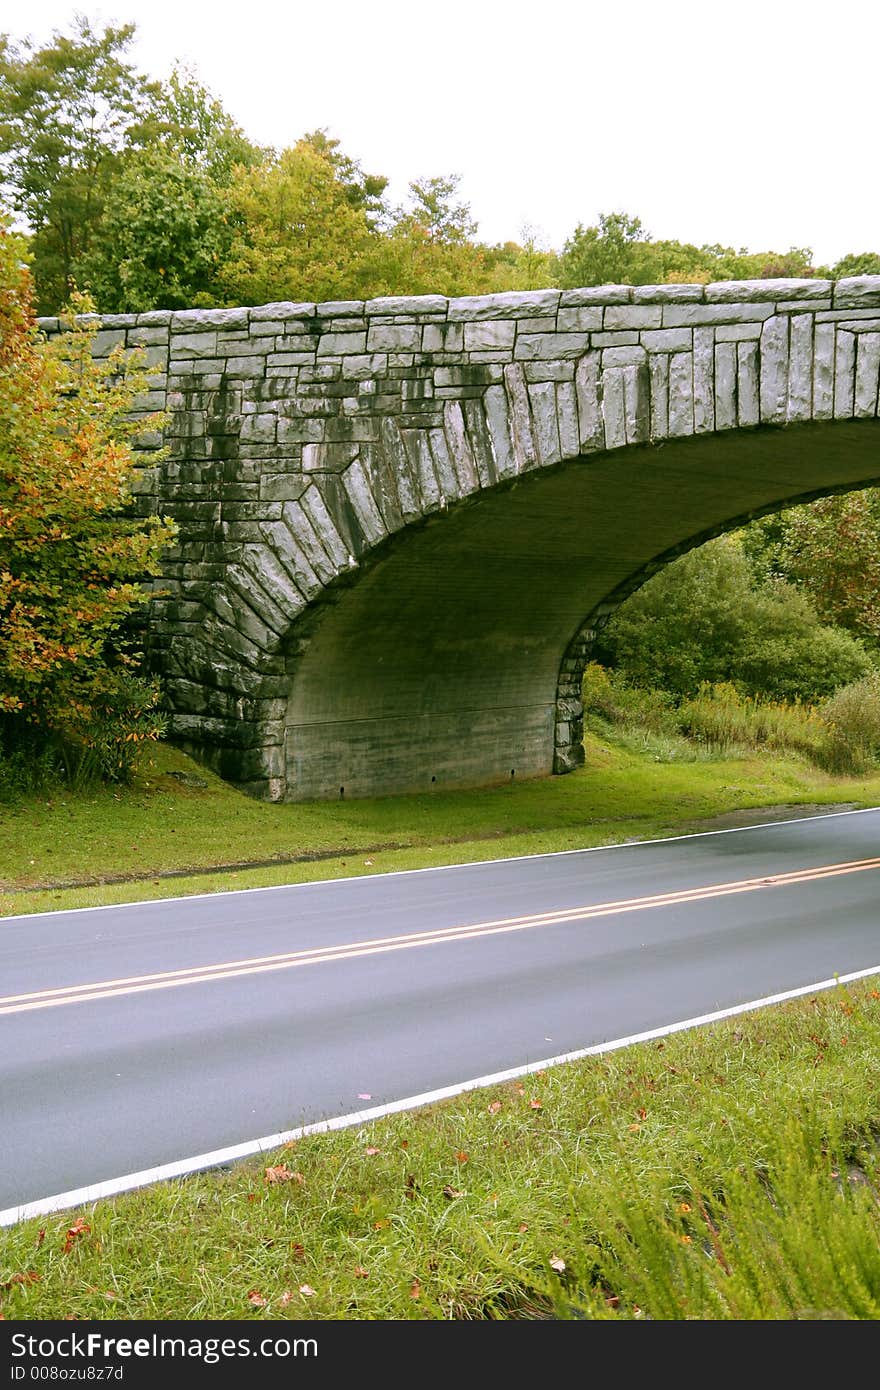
3,854 -> 879,1018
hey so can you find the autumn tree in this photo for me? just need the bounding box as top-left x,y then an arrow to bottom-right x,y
0,222 -> 176,784
742,491 -> 880,649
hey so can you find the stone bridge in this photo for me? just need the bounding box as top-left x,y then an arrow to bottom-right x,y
39,277 -> 880,801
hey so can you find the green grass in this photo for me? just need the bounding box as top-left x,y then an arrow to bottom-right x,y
2,729 -> 880,918
2,979 -> 879,1320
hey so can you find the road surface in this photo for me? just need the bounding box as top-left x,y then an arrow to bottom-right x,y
2,807 -> 879,1221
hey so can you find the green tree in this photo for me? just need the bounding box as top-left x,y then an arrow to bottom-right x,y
299,128 -> 388,225
0,17 -> 160,312
148,64 -> 262,186
830,251 -> 880,278
367,174 -> 492,297
76,148 -> 232,311
0,223 -> 176,781
595,536 -> 870,702
559,211 -> 656,287
218,140 -> 376,305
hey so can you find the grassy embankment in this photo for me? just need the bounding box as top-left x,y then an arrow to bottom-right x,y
2,728 -> 880,1318
2,726 -> 879,917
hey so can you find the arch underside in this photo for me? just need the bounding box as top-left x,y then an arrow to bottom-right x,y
278,419 -> 880,801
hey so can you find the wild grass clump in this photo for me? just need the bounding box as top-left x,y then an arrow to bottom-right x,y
816,674 -> 880,775
677,682 -> 824,759
583,664 -> 880,777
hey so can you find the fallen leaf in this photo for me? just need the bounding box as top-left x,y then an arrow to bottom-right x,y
63,1219 -> 90,1254
353,1265 -> 369,1279
299,1284 -> 316,1298
2,1272 -> 40,1289
409,1279 -> 421,1299
278,1291 -> 293,1307
364,1146 -> 381,1156
404,1174 -> 418,1198
364,859 -> 373,866
289,1242 -> 305,1259
628,1123 -> 641,1132
529,1098 -> 543,1110
514,1082 -> 525,1095
518,1222 -> 529,1233
36,1231 -> 45,1247
550,1256 -> 566,1273
247,1289 -> 267,1307
373,1219 -> 390,1230
442,1185 -> 464,1200
455,1151 -> 469,1164
637,1107 -> 647,1120
264,1165 -> 304,1185
487,1100 -> 502,1115
400,1140 -> 409,1149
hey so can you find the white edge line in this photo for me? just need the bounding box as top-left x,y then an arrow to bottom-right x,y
3,960 -> 879,1229
2,804 -> 878,928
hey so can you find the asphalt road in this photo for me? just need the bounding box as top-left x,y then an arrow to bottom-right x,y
2,807 -> 880,1219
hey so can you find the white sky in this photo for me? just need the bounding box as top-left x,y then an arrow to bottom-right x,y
7,0 -> 880,266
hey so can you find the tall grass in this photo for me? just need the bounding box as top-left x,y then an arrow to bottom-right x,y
583,663 -> 880,777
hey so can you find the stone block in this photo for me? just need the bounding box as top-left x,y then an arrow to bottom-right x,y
705,279 -> 831,302
515,332 -> 591,360
317,332 -> 367,356
833,277 -> 880,308
603,305 -> 662,330
556,307 -> 603,331
250,302 -> 316,321
464,320 -> 516,350
640,328 -> 692,352
663,303 -> 774,327
367,323 -> 421,351
560,285 -> 631,306
448,289 -> 560,321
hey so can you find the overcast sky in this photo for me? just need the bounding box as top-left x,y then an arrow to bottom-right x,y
8,0 -> 880,266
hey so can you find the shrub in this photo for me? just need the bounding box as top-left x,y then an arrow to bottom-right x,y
816,674 -> 880,775
597,537 -> 872,702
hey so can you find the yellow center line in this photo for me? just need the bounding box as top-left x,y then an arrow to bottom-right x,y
3,854 -> 879,1017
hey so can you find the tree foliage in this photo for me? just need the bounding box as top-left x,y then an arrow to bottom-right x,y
218,141 -> 377,305
595,537 -> 871,703
559,210 -> 820,289
742,490 -> 880,648
0,223 -> 176,780
0,16 -> 160,312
